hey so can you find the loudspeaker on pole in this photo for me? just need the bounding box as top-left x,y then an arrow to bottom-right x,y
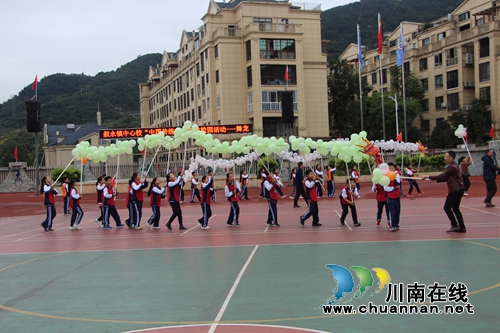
26,100 -> 42,133
281,91 -> 294,124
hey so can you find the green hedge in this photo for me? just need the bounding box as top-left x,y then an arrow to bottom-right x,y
394,153 -> 446,171
257,156 -> 279,175
51,167 -> 81,185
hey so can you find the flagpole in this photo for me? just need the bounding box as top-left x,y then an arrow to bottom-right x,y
400,23 -> 408,142
357,24 -> 364,131
378,14 -> 386,141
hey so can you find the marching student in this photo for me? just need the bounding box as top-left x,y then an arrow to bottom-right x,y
239,169 -> 250,200
264,171 -> 280,227
125,179 -> 133,228
351,165 -> 360,192
102,176 -> 125,229
62,177 -> 70,215
225,172 -> 241,227
166,172 -> 187,230
198,174 -> 214,229
259,167 -> 266,199
68,180 -> 83,230
339,178 -> 361,227
179,176 -> 186,203
300,170 -> 322,227
146,177 -> 166,230
315,164 -> 324,198
208,170 -> 217,202
40,176 -> 58,232
395,165 -> 404,197
95,176 -> 106,227
289,167 -> 296,199
372,182 -> 390,226
130,172 -> 148,229
273,168 -> 286,198
384,163 -> 402,232
190,171 -> 201,203
406,163 -> 423,197
326,165 -> 336,198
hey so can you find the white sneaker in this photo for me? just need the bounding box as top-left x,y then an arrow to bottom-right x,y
69,226 -> 76,230
95,219 -> 102,227
75,225 -> 82,230
146,222 -> 152,229
152,227 -> 161,230
463,192 -> 468,196
201,226 -> 210,229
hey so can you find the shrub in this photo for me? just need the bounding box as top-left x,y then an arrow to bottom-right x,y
51,167 -> 81,185
257,156 -> 279,175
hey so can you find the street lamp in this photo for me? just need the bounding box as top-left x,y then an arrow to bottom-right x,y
388,94 -> 399,138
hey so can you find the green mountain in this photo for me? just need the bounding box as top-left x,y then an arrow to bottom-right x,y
0,53 -> 162,131
321,0 -> 464,59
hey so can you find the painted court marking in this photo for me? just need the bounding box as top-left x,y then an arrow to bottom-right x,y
335,210 -> 352,230
208,245 -> 259,333
462,205 -> 500,218
125,323 -> 333,333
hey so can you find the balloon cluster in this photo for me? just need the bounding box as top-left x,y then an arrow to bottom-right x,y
454,124 -> 467,139
371,163 -> 397,187
373,140 -> 421,152
72,140 -> 137,163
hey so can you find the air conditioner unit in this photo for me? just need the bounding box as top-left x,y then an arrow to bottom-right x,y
465,53 -> 474,64
447,14 -> 456,21
405,37 -> 411,42
411,43 -> 418,49
494,15 -> 498,21
463,81 -> 474,87
441,102 -> 447,108
464,104 -> 473,110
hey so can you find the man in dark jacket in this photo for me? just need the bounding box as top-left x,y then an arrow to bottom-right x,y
293,162 -> 307,208
422,151 -> 466,233
482,149 -> 500,207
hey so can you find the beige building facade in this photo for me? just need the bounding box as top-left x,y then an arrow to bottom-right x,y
139,0 -> 329,161
339,0 -> 498,138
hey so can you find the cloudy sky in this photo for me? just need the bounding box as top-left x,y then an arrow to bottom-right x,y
0,0 -> 357,103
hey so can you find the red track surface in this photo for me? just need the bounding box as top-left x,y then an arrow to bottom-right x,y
0,176 -> 498,256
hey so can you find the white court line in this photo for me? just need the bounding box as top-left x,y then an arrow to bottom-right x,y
180,214 -> 217,236
0,218 -> 99,240
335,210 -> 352,230
208,244 -> 259,333
264,225 -> 269,233
462,205 -> 500,218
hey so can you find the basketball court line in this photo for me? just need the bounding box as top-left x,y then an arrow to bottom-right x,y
125,323 -> 332,333
208,245 -> 259,333
462,205 -> 500,217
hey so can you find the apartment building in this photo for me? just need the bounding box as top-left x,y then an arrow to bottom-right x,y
139,0 -> 329,161
339,0 -> 498,138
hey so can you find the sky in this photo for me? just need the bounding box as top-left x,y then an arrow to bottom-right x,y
0,0 -> 357,104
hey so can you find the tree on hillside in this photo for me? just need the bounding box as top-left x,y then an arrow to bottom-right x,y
448,98 -> 489,146
429,120 -> 459,149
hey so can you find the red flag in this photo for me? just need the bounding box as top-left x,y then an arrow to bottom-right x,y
111,175 -> 116,187
490,123 -> 495,138
284,65 -> 289,81
377,13 -> 383,54
31,75 -> 38,90
14,146 -> 18,161
464,128 -> 468,141
396,131 -> 402,142
140,150 -> 145,155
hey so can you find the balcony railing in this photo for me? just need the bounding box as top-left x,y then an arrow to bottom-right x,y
260,50 -> 295,59
245,23 -> 301,34
262,102 -> 298,111
213,27 -> 242,39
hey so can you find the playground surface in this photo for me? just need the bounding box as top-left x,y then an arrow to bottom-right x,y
0,176 -> 499,333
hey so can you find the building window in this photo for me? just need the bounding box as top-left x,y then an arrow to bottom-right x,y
446,70 -> 458,89
254,17 -> 272,23
260,65 -> 296,85
259,39 -> 295,59
421,119 -> 430,132
216,70 -> 220,83
364,59 -> 369,67
421,78 -> 428,91
192,109 -> 195,121
246,66 -> 252,87
201,57 -> 205,72
203,99 -> 206,114
196,63 -> 200,76
476,18 -> 484,26
479,87 -> 491,105
479,38 -> 489,58
389,39 -> 397,47
390,50 -> 397,56
479,62 -> 490,82
421,99 -> 429,111
434,53 -> 442,67
435,96 -> 444,109
207,97 -> 210,110
445,47 -> 458,66
422,37 -> 430,46
246,40 -> 251,61
197,84 -> 201,98
382,68 -> 387,84
419,58 -> 428,71
371,73 -> 377,84
261,91 -> 280,111
412,32 -> 417,40
198,106 -> 202,119
447,93 -> 459,111
191,88 -> 194,101
214,44 -> 218,58
216,95 -> 220,108
435,75 -> 443,88
437,32 -> 446,41
459,24 -> 470,32
248,92 -> 253,113
458,11 -> 470,22
374,55 -> 380,63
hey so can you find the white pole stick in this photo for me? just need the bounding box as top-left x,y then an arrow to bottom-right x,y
182,141 -> 188,171
54,157 -> 76,184
462,138 -> 474,165
166,146 -> 172,176
145,144 -> 163,177
416,153 -> 422,174
141,148 -> 147,178
80,159 -> 83,194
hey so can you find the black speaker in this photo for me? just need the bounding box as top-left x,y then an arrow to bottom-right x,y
26,100 -> 41,133
281,91 -> 294,123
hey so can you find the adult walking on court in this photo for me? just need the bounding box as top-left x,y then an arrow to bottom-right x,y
482,149 -> 500,207
422,151 -> 466,233
293,162 -> 307,208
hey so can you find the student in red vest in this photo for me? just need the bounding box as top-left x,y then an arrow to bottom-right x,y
130,172 -> 148,229
372,182 -> 390,226
406,163 -> 423,197
340,178 -> 361,227
40,176 -> 58,232
225,172 -> 241,227
315,164 -> 324,198
239,169 -> 250,200
62,177 -> 70,215
166,172 -> 187,230
102,176 -> 125,229
146,177 -> 166,230
198,174 -> 214,229
190,171 -> 201,203
259,167 -> 266,199
351,165 -> 360,193
68,180 -> 83,230
125,179 -> 133,228
300,169 -> 322,226
95,176 -> 106,227
384,163 -> 401,231
264,170 -> 280,227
